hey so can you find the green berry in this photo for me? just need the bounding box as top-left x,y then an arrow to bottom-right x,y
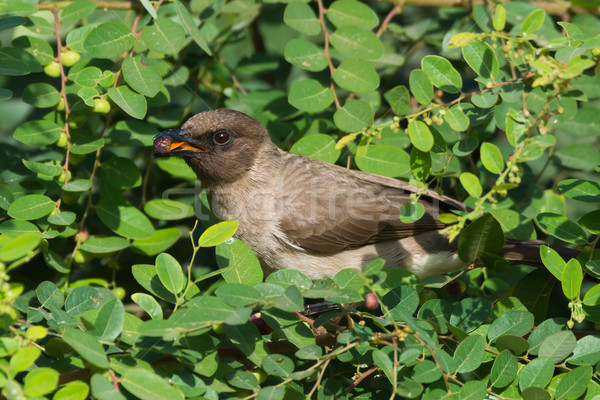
60,50 -> 80,67
44,61 -> 61,78
93,99 -> 111,114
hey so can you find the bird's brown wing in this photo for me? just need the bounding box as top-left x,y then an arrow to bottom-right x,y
277,153 -> 466,254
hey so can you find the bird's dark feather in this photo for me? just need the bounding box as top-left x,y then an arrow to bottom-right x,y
277,152 -> 464,253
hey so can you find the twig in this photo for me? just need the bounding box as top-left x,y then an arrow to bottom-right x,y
307,358 -> 331,398
345,367 -> 378,394
316,0 -> 341,109
377,4 -> 401,37
51,8 -> 71,190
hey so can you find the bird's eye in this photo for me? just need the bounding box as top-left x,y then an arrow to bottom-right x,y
213,131 -> 231,145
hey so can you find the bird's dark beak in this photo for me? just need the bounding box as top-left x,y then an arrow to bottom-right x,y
153,129 -> 210,157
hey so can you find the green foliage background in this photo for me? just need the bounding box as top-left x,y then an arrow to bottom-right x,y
0,0 -> 599,398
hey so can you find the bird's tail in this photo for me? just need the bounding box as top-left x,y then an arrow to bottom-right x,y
500,239 -> 580,266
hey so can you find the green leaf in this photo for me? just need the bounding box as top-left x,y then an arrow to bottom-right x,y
535,213 -> 588,245
10,346 -> 41,373
462,41 -> 499,79
410,148 -> 431,181
53,381 -> 89,400
274,285 -> 304,312
555,144 -> 600,171
538,330 -> 577,363
262,354 -> 295,378
327,0 -> 379,28
288,79 -> 334,112
47,211 -> 76,226
225,321 -> 270,365
493,4 -> 506,31
70,130 -> 105,155
8,194 -> 55,220
283,2 -> 320,36
155,253 -> 184,295
459,381 -> 487,400
490,350 -> 518,388
411,360 -> 442,383
444,105 -> 470,131
131,228 -> 180,256
480,142 -> 504,174
488,310 -> 534,341
333,59 -> 379,93
23,367 -> 59,397
173,0 -> 211,55
101,156 -> 142,189
421,55 -> 462,93
93,298 -> 124,342
97,201 -> 154,239
197,220 -> 239,247
84,22 -> 135,58
355,144 -> 410,177
227,370 -> 260,390
458,213 -> 504,263
284,39 -> 327,72
215,283 -> 261,307
409,69 -> 433,105
567,335 -> 600,365
139,0 -> 157,19
257,387 -> 285,400
449,297 -> 491,332
554,366 -> 592,400
583,283 -> 600,306
64,286 -> 101,316
108,85 -> 147,119
520,9 -> 545,36
519,357 -> 554,390
62,329 -> 109,369
330,26 -> 384,60
144,199 -> 194,220
13,120 -> 62,146
108,120 -> 159,147
0,46 -> 40,75
407,120 -> 434,152
334,99 -> 373,132
372,349 -> 394,384
22,159 -> 63,176
290,134 -> 340,164
60,0 -> 96,24
121,368 -> 184,400
561,258 -> 583,300
23,82 -> 61,108
454,334 -> 486,373
506,111 -> 526,147
131,293 -> 162,320
540,245 -> 566,280
216,238 -> 263,285
62,179 -> 93,192
0,232 -> 41,262
122,57 -> 162,97
91,374 -> 125,400
453,137 -> 479,157
558,179 -> 600,202
459,172 -> 482,198
141,18 -> 186,54
80,236 -> 129,254
384,85 -> 410,115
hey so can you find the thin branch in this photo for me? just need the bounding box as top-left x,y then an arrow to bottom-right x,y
345,367 -> 378,394
316,0 -> 341,109
51,8 -> 71,189
377,4 -> 401,37
39,1 -> 138,11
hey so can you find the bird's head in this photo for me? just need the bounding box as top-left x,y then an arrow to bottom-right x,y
153,109 -> 270,185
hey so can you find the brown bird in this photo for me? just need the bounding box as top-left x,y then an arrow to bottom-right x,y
153,109 -> 573,279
